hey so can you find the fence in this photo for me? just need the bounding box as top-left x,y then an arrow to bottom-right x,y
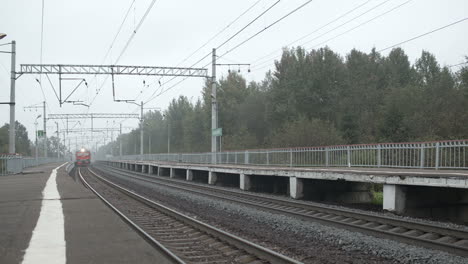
0,154 -> 66,176
105,139 -> 468,170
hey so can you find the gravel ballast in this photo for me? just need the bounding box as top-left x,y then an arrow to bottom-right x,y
93,166 -> 468,264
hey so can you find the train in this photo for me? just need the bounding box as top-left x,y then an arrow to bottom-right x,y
75,148 -> 91,166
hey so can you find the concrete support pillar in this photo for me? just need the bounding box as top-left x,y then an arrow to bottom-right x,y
186,169 -> 193,181
170,168 -> 175,178
290,177 -> 304,199
239,173 -> 251,191
142,165 -> 147,173
157,167 -> 160,176
383,184 -> 406,213
148,166 -> 153,174
208,171 -> 217,185
335,182 -> 373,204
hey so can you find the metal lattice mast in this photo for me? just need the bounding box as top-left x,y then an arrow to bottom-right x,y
48,113 -> 140,120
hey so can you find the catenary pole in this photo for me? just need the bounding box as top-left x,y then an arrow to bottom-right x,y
148,135 -> 151,154
211,48 -> 217,163
43,101 -> 47,157
119,123 -> 122,157
56,122 -> 60,158
140,101 -> 143,155
8,40 -> 16,154
35,121 -> 38,164
167,121 -> 170,153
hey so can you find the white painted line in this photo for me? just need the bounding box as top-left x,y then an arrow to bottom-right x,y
22,163 -> 67,264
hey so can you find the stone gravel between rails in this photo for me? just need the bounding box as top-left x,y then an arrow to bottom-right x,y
102,164 -> 468,232
93,166 -> 468,264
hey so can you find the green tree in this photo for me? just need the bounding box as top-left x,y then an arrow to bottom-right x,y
97,47 -> 468,154
0,121 -> 32,155
268,116 -> 344,148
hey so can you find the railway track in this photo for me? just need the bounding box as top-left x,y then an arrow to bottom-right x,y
78,167 -> 300,264
94,163 -> 468,257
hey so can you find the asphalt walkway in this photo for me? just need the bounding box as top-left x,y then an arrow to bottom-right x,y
0,162 -> 172,264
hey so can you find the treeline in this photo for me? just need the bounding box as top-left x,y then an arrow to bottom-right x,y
100,47 -> 468,156
0,121 -> 65,157
0,122 -> 31,155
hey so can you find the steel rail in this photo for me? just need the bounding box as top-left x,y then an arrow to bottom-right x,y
96,164 -> 468,257
82,167 -> 301,264
77,168 -> 185,264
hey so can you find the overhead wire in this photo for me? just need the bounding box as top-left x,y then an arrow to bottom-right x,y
216,0 -> 281,51
449,61 -> 468,68
73,1 -> 136,108
252,0 -> 393,70
252,0 -> 412,71
143,0 -> 278,100
88,0 -> 159,108
114,0 -> 159,64
143,52 -> 211,104
250,0 -> 372,66
101,0 -> 136,65
144,0 -> 314,104
218,0 -> 315,59
0,43 -> 13,47
35,0 -> 64,142
378,17 -> 468,52
311,0 -> 412,51
145,0 -> 266,97
175,0 -> 264,68
80,0 -> 158,144
38,0 -> 47,102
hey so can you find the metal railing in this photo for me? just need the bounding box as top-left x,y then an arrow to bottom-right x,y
0,154 -> 66,176
104,139 -> 468,170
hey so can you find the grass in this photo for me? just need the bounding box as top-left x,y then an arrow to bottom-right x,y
372,191 -> 383,205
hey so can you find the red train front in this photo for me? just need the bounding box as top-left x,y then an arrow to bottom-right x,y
75,148 -> 91,166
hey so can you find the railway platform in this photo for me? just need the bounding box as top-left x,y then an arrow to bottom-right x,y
0,162 -> 172,264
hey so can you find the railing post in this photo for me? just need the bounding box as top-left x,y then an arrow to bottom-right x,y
235,152 -> 238,164
266,151 -> 269,165
245,150 -> 249,165
325,147 -> 329,167
347,146 -> 351,167
289,149 -> 293,167
377,144 -> 381,168
420,143 -> 425,168
435,142 -> 440,169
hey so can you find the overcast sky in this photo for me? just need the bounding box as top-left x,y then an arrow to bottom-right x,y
1,0 -> 467,151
